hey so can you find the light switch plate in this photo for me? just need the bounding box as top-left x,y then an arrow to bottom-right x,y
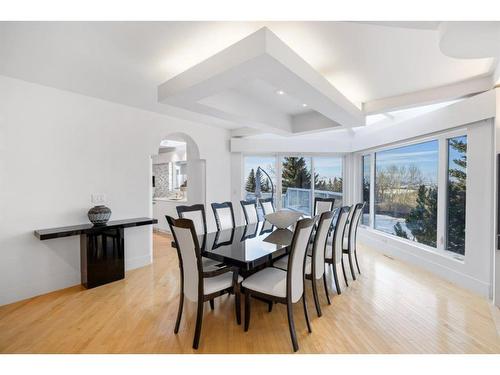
91,193 -> 106,205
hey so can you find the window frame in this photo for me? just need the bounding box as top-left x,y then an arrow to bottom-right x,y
357,128 -> 467,261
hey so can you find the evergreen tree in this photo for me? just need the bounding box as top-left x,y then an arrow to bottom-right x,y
393,222 -> 409,239
261,177 -> 271,192
403,185 -> 438,247
245,168 -> 256,192
281,157 -> 311,193
447,138 -> 467,254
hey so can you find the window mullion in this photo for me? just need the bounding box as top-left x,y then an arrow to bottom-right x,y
370,152 -> 375,228
437,138 -> 448,251
311,156 -> 315,215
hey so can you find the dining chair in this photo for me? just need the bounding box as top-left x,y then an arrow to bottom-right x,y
211,202 -> 236,231
326,206 -> 350,292
240,200 -> 259,225
314,197 -> 335,216
241,217 -> 316,352
176,204 -> 224,274
166,216 -> 242,349
176,204 -> 207,235
274,210 -> 335,317
259,197 -> 275,217
314,197 -> 336,235
341,204 -> 357,278
343,203 -> 365,280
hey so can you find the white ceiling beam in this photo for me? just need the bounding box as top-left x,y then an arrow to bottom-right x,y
363,74 -> 494,115
230,127 -> 265,138
291,111 -> 341,134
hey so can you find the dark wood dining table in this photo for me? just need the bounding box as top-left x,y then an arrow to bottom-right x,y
172,221 -> 295,275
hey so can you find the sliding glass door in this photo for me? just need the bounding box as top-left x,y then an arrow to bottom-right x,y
280,156 -> 312,215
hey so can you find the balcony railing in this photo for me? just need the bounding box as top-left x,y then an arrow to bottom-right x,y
245,188 -> 342,216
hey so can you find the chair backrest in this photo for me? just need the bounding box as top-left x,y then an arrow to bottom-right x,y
211,202 -> 236,231
314,197 -> 335,216
332,206 -> 350,263
286,217 -> 315,303
259,198 -> 275,216
240,200 -> 259,225
166,216 -> 202,303
176,204 -> 207,235
343,204 -> 356,239
348,203 -> 365,253
311,210 -> 335,280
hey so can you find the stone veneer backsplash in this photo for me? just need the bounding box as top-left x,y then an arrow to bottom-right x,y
153,163 -> 170,198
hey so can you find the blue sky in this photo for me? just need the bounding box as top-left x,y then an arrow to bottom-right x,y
376,140 -> 439,183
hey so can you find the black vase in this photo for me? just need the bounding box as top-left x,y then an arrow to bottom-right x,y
88,205 -> 112,225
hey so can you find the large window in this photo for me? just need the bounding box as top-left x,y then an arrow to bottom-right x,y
313,156 -> 343,207
281,156 -> 312,215
374,140 -> 439,248
243,154 -> 343,217
446,136 -> 467,255
361,155 -> 371,225
362,132 -> 467,256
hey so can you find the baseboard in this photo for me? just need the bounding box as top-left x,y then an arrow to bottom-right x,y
358,228 -> 490,297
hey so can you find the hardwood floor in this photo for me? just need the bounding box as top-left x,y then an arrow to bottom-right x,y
1,232 -> 499,353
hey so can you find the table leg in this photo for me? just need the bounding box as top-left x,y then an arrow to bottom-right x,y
80,227 -> 124,288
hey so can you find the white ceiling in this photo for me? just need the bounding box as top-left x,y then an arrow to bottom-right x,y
0,21 -> 496,129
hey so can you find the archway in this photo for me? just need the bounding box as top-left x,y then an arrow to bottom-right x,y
151,132 -> 206,234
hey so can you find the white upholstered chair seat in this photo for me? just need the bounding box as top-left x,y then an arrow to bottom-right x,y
204,272 -> 243,295
241,267 -> 287,298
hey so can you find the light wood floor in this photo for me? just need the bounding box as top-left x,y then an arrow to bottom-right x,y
1,232 -> 499,354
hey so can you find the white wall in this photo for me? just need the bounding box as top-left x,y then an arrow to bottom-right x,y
0,75 -> 231,306
151,147 -> 186,164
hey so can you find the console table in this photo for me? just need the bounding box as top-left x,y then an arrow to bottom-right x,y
34,217 -> 158,289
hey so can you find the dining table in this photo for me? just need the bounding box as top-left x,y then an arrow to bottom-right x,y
172,220 -> 295,275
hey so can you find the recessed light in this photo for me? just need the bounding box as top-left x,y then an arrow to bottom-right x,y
276,90 -> 285,95
302,103 -> 308,107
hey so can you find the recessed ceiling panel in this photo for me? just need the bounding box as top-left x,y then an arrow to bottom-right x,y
157,27 -> 365,135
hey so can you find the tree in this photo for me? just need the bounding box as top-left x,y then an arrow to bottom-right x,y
281,157 -> 311,193
245,167 -> 273,193
447,137 -> 467,255
245,168 -> 256,192
260,177 -> 271,193
403,185 -> 438,247
393,222 -> 409,239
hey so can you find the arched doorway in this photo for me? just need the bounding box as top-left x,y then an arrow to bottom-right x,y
151,132 -> 206,234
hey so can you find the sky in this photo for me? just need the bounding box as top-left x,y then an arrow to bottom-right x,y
376,140 -> 439,183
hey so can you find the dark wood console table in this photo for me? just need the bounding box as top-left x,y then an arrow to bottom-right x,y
34,217 -> 158,289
